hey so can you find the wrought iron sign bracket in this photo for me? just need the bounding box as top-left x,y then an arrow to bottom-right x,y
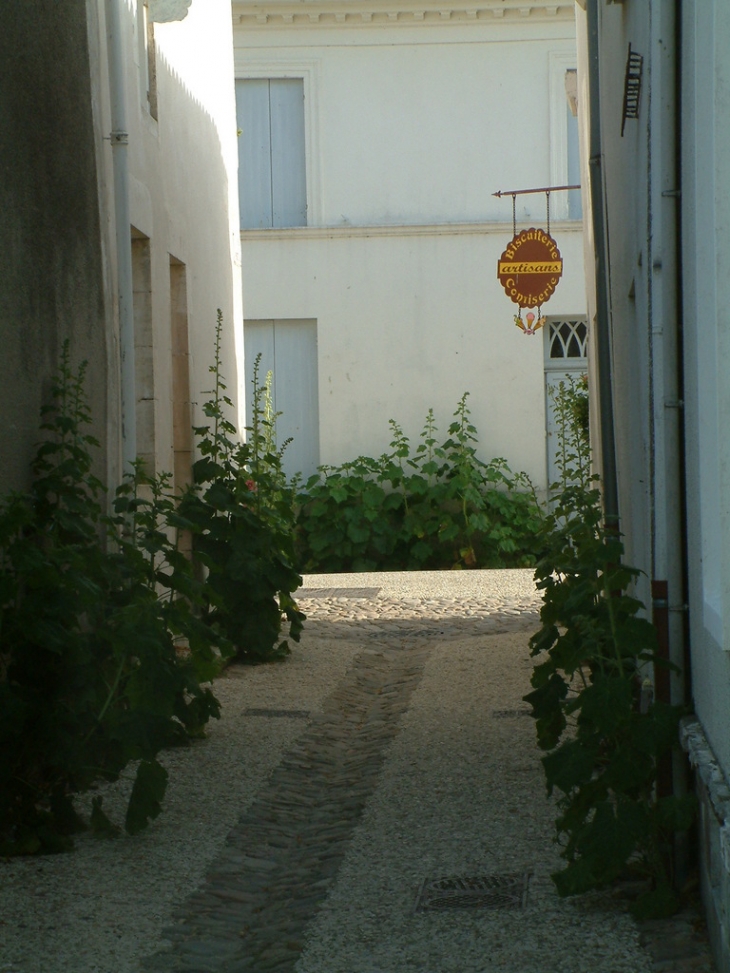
491,184 -> 580,198
493,185 -> 578,335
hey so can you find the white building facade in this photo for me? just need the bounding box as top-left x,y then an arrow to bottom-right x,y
0,0 -> 243,498
232,0 -> 587,491
101,0 -> 245,486
575,2 -> 730,968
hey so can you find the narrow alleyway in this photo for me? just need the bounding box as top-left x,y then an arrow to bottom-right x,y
0,571 -> 715,973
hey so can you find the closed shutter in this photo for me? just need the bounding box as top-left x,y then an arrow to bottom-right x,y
236,79 -> 273,229
244,319 -> 320,480
236,79 -> 307,229
269,80 -> 307,227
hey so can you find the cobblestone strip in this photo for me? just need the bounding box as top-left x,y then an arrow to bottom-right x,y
141,639 -> 432,973
297,594 -> 542,626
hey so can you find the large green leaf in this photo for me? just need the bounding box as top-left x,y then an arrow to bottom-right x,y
576,675 -> 633,735
524,673 -> 568,750
542,740 -> 597,795
90,796 -> 120,837
652,793 -> 697,833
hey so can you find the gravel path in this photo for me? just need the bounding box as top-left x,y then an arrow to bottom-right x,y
0,569 -> 715,973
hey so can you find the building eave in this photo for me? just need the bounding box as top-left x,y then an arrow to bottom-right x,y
232,0 -> 575,29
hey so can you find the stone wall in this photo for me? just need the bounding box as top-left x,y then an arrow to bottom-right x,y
0,1 -> 110,495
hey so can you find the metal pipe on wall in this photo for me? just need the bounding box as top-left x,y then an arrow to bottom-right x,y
105,0 -> 136,472
648,0 -> 687,708
651,0 -> 689,886
585,0 -> 619,530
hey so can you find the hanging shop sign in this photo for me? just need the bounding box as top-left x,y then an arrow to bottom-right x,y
497,228 -> 563,308
493,184 -> 578,335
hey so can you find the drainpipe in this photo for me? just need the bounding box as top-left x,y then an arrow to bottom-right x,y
649,0 -> 689,886
105,0 -> 136,472
649,0 -> 687,709
585,0 -> 619,530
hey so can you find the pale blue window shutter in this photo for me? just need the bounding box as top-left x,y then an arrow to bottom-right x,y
236,79 -> 272,229
244,319 -> 320,480
270,80 -> 307,227
236,79 -> 306,229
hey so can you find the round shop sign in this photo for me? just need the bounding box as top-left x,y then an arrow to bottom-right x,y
497,228 -> 563,309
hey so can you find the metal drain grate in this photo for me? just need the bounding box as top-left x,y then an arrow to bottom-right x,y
296,587 -> 381,599
244,708 -> 310,719
492,709 -> 532,719
415,872 -> 532,912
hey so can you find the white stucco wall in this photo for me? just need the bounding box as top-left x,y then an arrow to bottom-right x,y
96,0 -> 244,478
580,0 -> 730,774
577,2 -> 655,607
241,223 -> 586,489
233,1 -> 586,493
577,2 -> 730,965
681,0 -> 730,777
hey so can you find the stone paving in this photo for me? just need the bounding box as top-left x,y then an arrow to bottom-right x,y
143,639 -> 432,972
141,579 -> 716,973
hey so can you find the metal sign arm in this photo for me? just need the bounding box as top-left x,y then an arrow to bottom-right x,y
492,184 -> 580,198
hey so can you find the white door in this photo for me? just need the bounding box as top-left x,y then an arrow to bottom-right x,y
544,318 -> 588,493
244,319 -> 320,481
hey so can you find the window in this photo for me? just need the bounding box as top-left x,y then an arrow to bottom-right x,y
544,318 -> 588,496
565,71 -> 582,220
549,54 -> 582,221
547,318 -> 588,360
236,79 -> 307,229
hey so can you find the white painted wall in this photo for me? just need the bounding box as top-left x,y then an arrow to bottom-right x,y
681,0 -> 730,775
576,2 -> 730,966
233,0 -> 586,493
670,7 -> 730,966
578,0 -> 730,779
583,2 -> 655,609
95,0 -> 243,479
241,223 -> 586,489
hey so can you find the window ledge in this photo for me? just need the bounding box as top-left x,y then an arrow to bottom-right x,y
240,219 -> 584,241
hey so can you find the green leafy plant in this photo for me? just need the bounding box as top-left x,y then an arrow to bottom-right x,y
524,379 -> 694,918
0,346 -> 221,854
178,314 -> 304,663
296,394 -> 543,572
548,373 -> 591,497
